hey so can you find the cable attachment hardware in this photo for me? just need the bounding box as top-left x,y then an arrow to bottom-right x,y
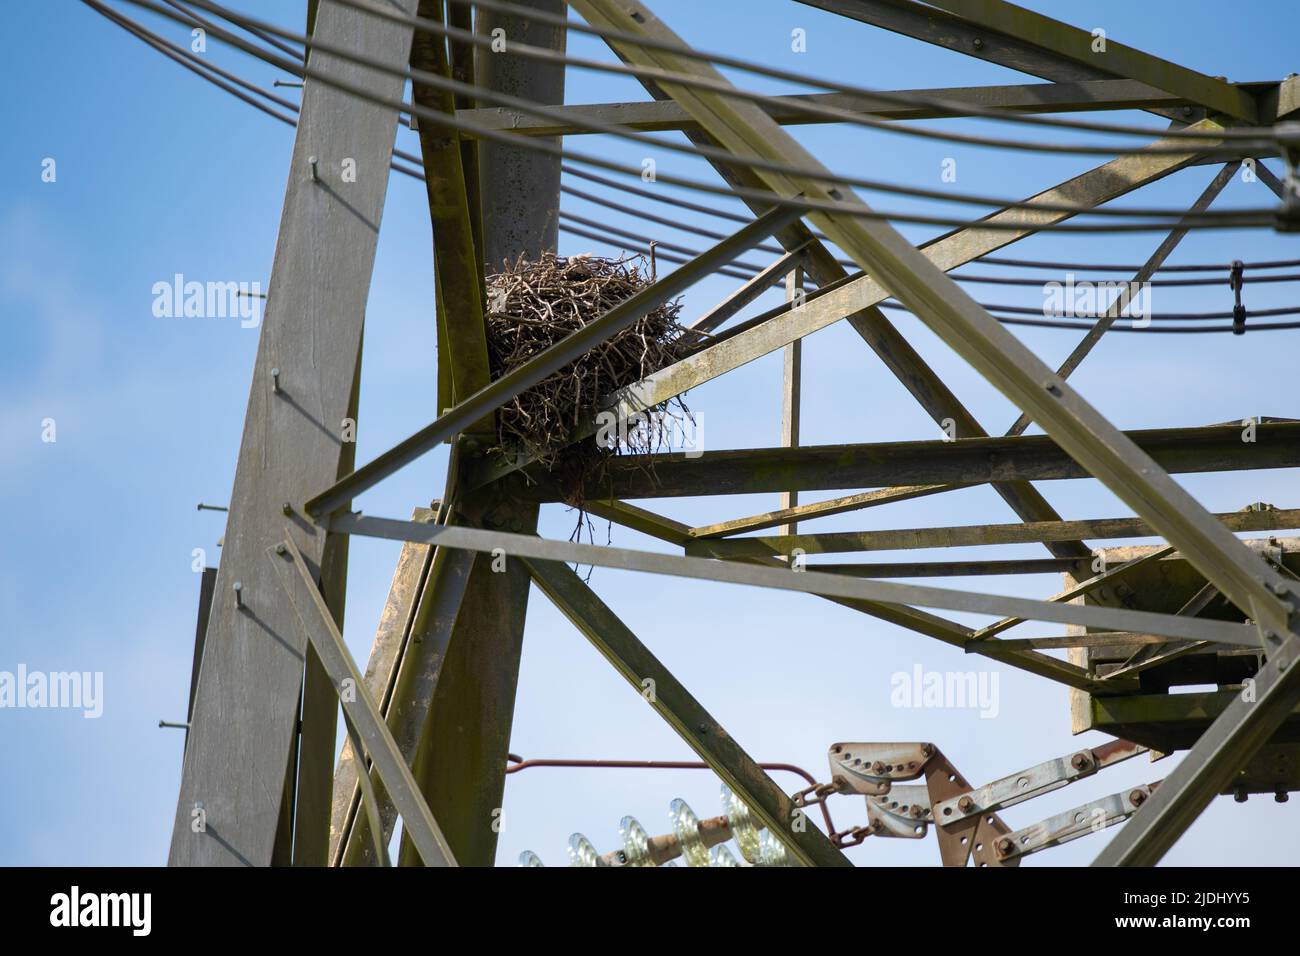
1229,260 -> 1247,335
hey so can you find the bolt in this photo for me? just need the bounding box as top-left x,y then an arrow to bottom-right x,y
871,761 -> 885,774
972,37 -> 984,50
920,743 -> 934,758
1276,788 -> 1290,803
958,795 -> 975,812
995,837 -> 1014,857
1129,789 -> 1147,806
271,367 -> 281,393
308,156 -> 319,181
233,581 -> 244,608
275,543 -> 288,555
1071,752 -> 1091,771
1234,785 -> 1249,803
282,502 -> 293,516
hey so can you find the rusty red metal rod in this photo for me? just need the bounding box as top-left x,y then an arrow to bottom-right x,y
504,755 -> 838,835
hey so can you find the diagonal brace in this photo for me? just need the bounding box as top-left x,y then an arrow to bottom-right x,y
270,535 -> 456,867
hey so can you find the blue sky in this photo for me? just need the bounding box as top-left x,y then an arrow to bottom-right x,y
2,0 -> 1298,866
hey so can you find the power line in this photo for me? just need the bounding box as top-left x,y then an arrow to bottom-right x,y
160,0 -> 304,63
322,0 -> 1278,161
553,211 -> 1300,333
88,0 -> 1298,308
147,0 -> 1278,225
444,0 -> 1280,146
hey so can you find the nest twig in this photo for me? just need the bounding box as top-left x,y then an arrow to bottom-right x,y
484,252 -> 702,495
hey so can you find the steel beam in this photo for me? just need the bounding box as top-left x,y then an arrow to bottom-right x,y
690,246 -> 807,334
793,0 -> 1224,121
168,0 -> 417,867
270,536 -> 455,867
523,557 -> 850,867
330,515 -> 1260,648
411,0 -> 492,421
687,508 -> 1300,558
914,0 -> 1257,121
395,1 -> 566,869
780,266 -> 804,535
335,546 -> 478,868
1093,629 -> 1300,865
329,505 -> 435,864
459,78 -> 1193,136
968,547 -> 1175,642
515,423 -> 1300,502
808,557 -> 1077,577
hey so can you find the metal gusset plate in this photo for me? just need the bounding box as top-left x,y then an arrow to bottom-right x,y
865,784 -> 932,839
998,783 -> 1161,862
827,742 -> 935,796
922,750 -> 1019,868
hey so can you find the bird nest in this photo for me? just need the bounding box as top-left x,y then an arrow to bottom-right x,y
484,253 -> 701,491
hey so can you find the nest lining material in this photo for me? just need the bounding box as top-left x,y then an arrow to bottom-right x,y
483,252 -> 700,475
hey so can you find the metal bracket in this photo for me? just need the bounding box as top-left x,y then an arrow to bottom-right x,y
933,739 -> 1147,824
999,783 -> 1160,862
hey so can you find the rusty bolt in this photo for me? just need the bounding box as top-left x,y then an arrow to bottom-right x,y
871,761 -> 886,774
870,820 -> 885,833
995,837 -> 1014,857
921,744 -> 934,758
958,795 -> 975,812
1071,752 -> 1091,771
1129,789 -> 1147,807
